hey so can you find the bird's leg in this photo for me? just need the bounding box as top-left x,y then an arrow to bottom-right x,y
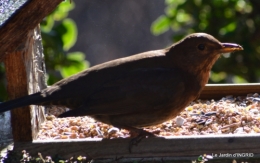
129,128 -> 156,149
119,125 -> 156,153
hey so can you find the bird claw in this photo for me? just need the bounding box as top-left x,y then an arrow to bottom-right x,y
128,129 -> 156,153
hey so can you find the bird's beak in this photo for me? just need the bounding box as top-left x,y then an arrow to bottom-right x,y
219,43 -> 243,53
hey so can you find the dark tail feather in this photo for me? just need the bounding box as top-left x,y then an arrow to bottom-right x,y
0,92 -> 47,113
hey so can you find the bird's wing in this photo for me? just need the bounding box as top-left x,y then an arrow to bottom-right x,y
79,68 -> 186,115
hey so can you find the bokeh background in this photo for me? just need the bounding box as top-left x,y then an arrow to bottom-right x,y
0,0 -> 259,101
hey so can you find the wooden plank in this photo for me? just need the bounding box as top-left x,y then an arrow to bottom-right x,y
200,83 -> 260,99
4,45 -> 32,141
3,26 -> 47,141
0,0 -> 62,61
24,26 -> 47,139
14,134 -> 260,159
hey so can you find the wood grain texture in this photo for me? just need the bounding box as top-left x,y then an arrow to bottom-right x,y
200,83 -> 260,99
4,48 -> 32,141
0,0 -> 62,61
3,26 -> 47,141
24,26 -> 47,140
14,134 -> 260,159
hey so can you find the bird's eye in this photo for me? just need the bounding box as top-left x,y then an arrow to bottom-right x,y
198,44 -> 205,51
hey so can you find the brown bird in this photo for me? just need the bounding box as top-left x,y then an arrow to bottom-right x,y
0,33 -> 242,144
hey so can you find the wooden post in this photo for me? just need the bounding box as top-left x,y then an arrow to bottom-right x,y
3,25 -> 47,141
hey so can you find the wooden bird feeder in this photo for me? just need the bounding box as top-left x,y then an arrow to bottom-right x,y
1,0 -> 260,162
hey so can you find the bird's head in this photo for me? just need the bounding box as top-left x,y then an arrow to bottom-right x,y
166,33 -> 243,74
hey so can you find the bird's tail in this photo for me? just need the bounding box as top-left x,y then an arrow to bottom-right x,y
0,92 -> 46,113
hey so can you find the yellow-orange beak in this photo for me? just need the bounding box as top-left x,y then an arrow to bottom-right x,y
219,43 -> 243,53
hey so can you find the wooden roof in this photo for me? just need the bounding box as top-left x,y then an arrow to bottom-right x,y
0,0 -> 62,61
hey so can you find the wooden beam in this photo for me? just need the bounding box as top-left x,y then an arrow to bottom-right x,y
3,26 -> 47,141
24,26 -> 47,140
0,0 -> 62,61
14,134 -> 260,159
200,83 -> 260,99
4,46 -> 32,141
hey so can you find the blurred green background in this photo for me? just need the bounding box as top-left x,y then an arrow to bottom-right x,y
151,0 -> 259,84
0,0 -> 259,101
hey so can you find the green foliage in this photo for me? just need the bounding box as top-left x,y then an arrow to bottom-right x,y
152,0 -> 260,83
0,1 -> 87,101
41,1 -> 88,85
60,52 -> 89,78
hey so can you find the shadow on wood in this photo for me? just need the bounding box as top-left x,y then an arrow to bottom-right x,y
14,134 -> 260,159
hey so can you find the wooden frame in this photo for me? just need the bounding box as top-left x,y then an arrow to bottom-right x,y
0,0 -> 62,61
10,84 -> 260,160
1,0 -> 260,161
0,0 -> 62,142
201,83 -> 260,99
14,134 -> 260,159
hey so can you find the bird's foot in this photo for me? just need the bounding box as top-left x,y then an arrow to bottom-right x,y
129,128 -> 157,153
113,125 -> 158,153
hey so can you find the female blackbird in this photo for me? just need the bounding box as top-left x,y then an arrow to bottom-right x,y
0,33 -> 243,143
